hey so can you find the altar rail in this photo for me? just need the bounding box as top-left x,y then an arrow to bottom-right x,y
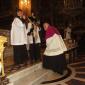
65,45 -> 78,64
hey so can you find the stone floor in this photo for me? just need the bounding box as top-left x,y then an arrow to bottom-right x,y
0,27 -> 85,85
5,55 -> 85,85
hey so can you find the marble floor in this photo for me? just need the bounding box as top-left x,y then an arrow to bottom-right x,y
6,55 -> 85,85
0,27 -> 85,85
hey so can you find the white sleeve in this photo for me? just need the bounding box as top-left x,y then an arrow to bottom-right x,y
37,27 -> 41,31
10,27 -> 14,45
26,23 -> 32,34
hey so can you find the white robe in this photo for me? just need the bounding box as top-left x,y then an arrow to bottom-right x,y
27,22 -> 41,44
65,27 -> 71,39
11,17 -> 27,45
44,34 -> 67,56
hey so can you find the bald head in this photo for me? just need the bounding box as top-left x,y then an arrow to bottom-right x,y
43,23 -> 49,31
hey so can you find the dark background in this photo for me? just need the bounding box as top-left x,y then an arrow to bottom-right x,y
0,0 -> 85,54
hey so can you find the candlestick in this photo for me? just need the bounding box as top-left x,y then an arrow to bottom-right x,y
0,36 -> 7,77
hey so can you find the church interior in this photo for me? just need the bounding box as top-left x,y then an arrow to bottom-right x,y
0,0 -> 85,85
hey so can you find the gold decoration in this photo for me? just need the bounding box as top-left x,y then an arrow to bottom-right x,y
0,36 -> 7,77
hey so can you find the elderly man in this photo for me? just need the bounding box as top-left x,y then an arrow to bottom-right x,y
43,22 -> 67,75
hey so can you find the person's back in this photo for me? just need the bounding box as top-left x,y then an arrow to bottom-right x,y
43,22 -> 67,75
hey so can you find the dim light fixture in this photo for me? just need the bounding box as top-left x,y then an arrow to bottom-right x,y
19,0 -> 31,16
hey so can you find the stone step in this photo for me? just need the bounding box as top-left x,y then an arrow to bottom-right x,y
13,67 -> 65,85
14,68 -> 48,85
7,62 -> 67,85
7,63 -> 42,85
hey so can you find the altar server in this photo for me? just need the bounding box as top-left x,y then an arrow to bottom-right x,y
11,9 -> 28,67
